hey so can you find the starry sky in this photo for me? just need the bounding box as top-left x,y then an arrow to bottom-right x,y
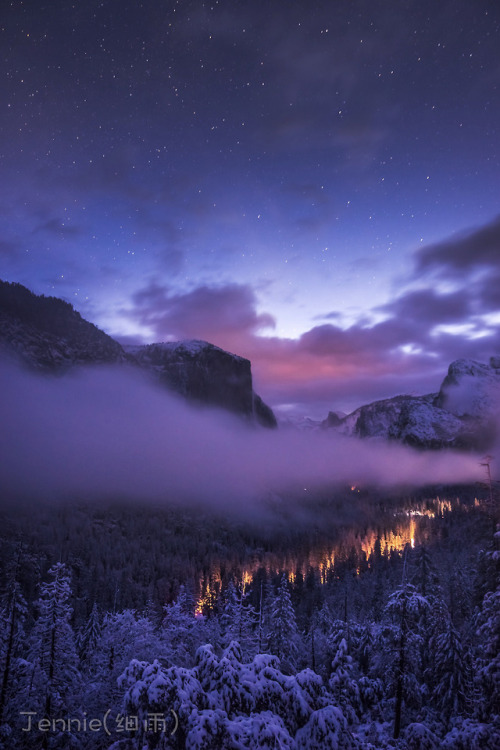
1,0 -> 500,416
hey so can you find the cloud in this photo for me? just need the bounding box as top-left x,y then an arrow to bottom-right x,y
116,214 -> 500,416
382,288 -> 472,328
129,281 -> 276,348
157,247 -> 185,275
416,214 -> 500,277
123,236 -> 500,415
35,218 -> 82,238
0,361 -> 483,512
0,239 -> 22,260
478,270 -> 500,311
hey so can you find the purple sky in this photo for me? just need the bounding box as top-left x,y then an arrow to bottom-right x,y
1,0 -> 499,416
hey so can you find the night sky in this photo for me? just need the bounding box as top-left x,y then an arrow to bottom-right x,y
1,0 -> 500,416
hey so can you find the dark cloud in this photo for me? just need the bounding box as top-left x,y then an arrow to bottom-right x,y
129,281 -> 276,348
382,288 -> 471,327
35,218 -> 82,238
157,248 -> 184,275
299,315 -> 425,362
478,270 -> 500,311
279,182 -> 336,233
416,214 -> 500,277
0,239 -> 22,259
313,311 -> 343,322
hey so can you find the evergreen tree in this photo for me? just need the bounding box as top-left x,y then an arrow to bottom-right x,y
219,581 -> 257,659
28,562 -> 81,747
475,585 -> 500,720
432,617 -> 469,727
295,705 -> 359,750
327,618 -> 350,667
356,623 -> 373,675
448,564 -> 473,629
412,546 -> 440,599
268,574 -> 299,672
162,585 -> 196,664
259,578 -> 276,652
78,601 -> 101,666
0,578 -> 28,727
328,637 -> 360,724
384,582 -> 429,739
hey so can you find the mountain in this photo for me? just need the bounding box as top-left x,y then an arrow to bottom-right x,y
322,358 -> 500,449
0,280 -> 123,369
129,340 -> 277,428
0,280 -> 276,427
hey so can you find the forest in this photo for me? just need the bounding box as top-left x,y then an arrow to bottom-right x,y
0,483 -> 498,749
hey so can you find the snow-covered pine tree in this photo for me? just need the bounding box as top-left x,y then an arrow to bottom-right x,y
411,546 -> 440,599
475,585 -> 500,720
383,582 -> 429,739
78,601 -> 101,666
448,564 -> 473,629
268,574 -> 299,672
162,585 -> 197,665
328,637 -> 360,724
0,577 -> 28,727
431,616 -> 469,727
295,705 -> 360,750
259,577 -> 276,653
219,580 -> 257,659
326,618 -> 350,671
28,562 -> 81,746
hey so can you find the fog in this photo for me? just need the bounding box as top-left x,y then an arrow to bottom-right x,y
0,362 -> 485,512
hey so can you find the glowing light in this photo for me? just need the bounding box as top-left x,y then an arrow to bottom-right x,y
192,496 -> 467,614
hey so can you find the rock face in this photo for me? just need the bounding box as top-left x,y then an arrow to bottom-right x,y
129,341 -> 277,428
0,280 -> 276,427
322,358 -> 500,450
436,358 -> 500,418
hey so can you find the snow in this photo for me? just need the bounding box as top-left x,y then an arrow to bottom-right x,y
136,339 -> 247,361
439,359 -> 500,418
323,357 -> 500,448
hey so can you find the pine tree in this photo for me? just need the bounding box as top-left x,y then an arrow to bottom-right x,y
327,619 -> 349,666
475,585 -> 500,720
162,585 -> 196,664
328,637 -> 360,724
28,562 -> 81,747
432,617 -> 469,727
260,577 -> 276,651
78,601 -> 101,666
268,574 -> 299,672
384,582 -> 429,739
412,546 -> 440,599
448,564 -> 473,629
356,623 -> 373,675
295,705 -> 359,750
219,580 -> 257,659
0,578 -> 28,726
220,580 -> 241,645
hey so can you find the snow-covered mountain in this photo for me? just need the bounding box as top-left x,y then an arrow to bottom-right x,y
322,358 -> 500,449
0,280 -> 276,427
